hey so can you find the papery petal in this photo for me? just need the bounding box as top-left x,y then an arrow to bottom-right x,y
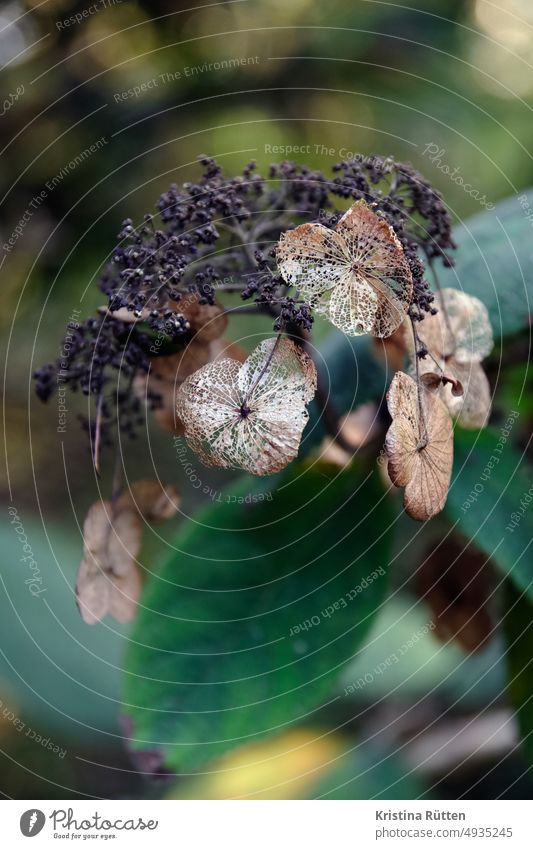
386,371 -> 453,521
416,289 -> 493,362
177,338 -> 317,474
277,222 -> 349,301
321,271 -> 407,337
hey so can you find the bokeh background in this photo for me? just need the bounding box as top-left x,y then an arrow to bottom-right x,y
1,0 -> 532,799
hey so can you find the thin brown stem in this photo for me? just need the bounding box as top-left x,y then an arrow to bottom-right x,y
92,392 -> 104,476
410,318 -> 429,449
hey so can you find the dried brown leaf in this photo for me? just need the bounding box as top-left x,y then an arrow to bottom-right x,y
116,480 -> 180,521
385,371 -> 453,521
176,337 -> 317,475
77,481 -> 179,624
418,537 -> 492,653
76,501 -> 142,625
277,201 -> 413,338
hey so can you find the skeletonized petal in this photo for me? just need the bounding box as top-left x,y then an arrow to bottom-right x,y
320,269 -> 407,337
177,338 -> 317,475
277,222 -> 349,301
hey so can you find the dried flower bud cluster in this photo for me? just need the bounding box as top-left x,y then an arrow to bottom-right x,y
33,153 -> 493,624
35,154 -> 453,452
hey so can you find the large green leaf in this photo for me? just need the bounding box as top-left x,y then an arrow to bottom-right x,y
439,189 -> 533,338
444,426 -> 533,599
504,581 -> 533,766
123,461 -> 392,771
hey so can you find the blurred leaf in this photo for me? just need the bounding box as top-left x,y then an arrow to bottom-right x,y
169,728 -> 346,800
341,596 -> 505,706
444,427 -> 533,600
505,581 -> 533,766
439,190 -> 533,338
313,743 -> 427,800
0,519 -> 125,739
123,461 -> 392,771
169,728 -> 425,800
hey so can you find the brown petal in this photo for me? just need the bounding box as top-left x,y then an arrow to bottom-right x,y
418,537 -> 492,653
444,359 -> 492,429
415,289 -> 493,363
385,371 -> 453,521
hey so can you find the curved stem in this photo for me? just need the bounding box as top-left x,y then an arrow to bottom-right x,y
410,318 -> 429,449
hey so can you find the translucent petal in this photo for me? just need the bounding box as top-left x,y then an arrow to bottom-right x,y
277,222 -> 350,301
416,353 -> 492,429
277,201 -> 412,337
416,289 -> 493,363
177,338 -> 317,475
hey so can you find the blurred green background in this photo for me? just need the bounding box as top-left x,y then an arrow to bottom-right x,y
1,0 -> 533,799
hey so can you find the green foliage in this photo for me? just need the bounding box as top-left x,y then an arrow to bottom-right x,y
504,582 -> 533,767
123,461 -> 392,771
444,427 -> 533,600
439,189 -> 533,337
313,744 -> 427,800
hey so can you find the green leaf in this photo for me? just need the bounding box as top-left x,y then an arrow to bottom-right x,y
444,425 -> 533,600
504,581 -> 533,766
123,461 -> 392,771
439,189 -> 533,338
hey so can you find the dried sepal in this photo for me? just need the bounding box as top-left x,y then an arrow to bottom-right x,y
440,360 -> 491,429
76,501 -> 143,625
76,481 -> 179,625
416,353 -> 491,431
385,371 -> 453,521
416,289 -> 493,363
176,337 -> 317,475
418,537 -> 492,653
277,200 -> 413,338
117,480 -> 180,521
420,371 -> 464,397
134,339 -> 244,434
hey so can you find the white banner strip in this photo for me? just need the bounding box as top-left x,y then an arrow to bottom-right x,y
1,800 -> 531,847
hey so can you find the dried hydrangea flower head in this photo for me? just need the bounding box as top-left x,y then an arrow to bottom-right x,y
385,371 -> 453,521
176,337 -> 317,475
411,288 -> 493,428
277,200 -> 413,337
76,481 -> 179,625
